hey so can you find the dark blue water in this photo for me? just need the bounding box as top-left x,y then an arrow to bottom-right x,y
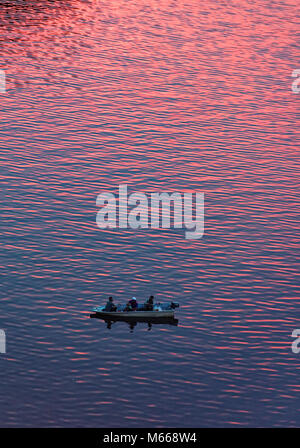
0,0 -> 299,427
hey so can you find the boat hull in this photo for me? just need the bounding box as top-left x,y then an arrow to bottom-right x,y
92,310 -> 174,318
91,302 -> 179,320
90,313 -> 178,326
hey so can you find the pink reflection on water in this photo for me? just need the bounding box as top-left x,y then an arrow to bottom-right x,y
0,0 -> 299,429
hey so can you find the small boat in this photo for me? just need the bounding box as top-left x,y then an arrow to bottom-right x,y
91,301 -> 179,319
90,314 -> 179,330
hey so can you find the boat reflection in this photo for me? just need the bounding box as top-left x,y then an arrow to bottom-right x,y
90,313 -> 178,332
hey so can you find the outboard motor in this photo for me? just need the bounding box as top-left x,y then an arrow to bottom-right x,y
170,301 -> 179,309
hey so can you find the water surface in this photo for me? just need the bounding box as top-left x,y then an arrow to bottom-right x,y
0,0 -> 299,427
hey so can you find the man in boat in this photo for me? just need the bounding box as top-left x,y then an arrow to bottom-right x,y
124,300 -> 132,312
104,296 -> 117,312
128,297 -> 138,311
145,295 -> 154,311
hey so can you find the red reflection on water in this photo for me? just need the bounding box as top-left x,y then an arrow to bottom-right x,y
0,0 -> 299,429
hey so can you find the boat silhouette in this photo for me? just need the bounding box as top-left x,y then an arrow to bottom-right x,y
90,313 -> 179,331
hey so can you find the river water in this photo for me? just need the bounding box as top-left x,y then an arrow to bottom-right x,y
0,0 -> 299,427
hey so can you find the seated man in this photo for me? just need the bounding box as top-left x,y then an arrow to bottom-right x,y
145,295 -> 154,311
124,300 -> 132,312
128,297 -> 138,310
104,296 -> 117,312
